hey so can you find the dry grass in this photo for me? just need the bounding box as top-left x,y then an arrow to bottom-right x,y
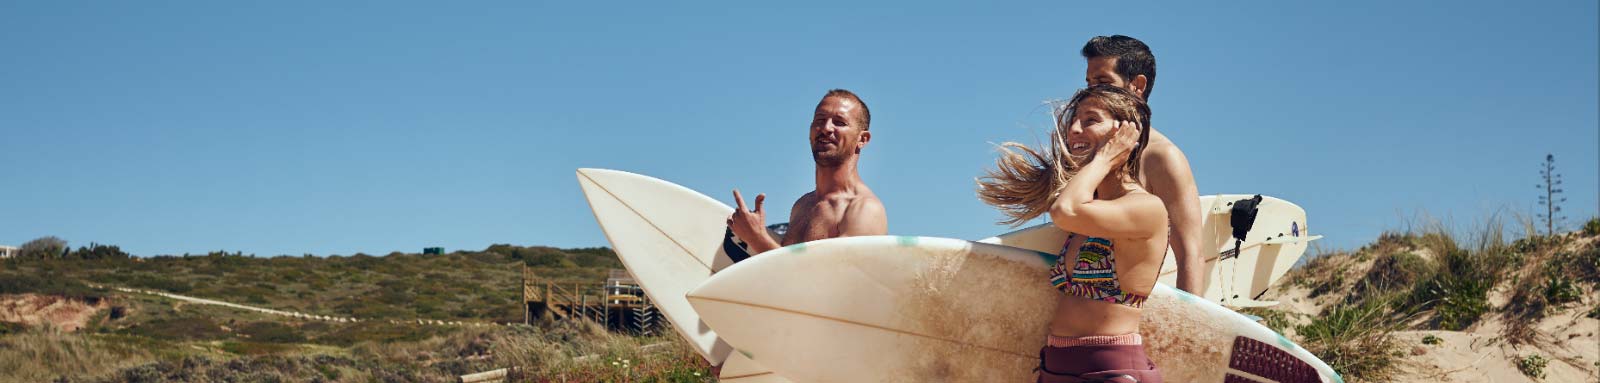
487,320 -> 712,382
0,327 -> 156,382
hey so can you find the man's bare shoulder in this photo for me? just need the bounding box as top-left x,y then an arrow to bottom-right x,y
849,189 -> 886,217
1142,128 -> 1185,163
1137,128 -> 1199,211
841,185 -> 888,235
792,191 -> 818,209
1140,130 -> 1192,178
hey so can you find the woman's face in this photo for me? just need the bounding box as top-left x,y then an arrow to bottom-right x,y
1062,97 -> 1117,164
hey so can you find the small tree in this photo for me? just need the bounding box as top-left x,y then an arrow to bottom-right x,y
68,242 -> 131,260
1536,154 -> 1567,236
19,236 -> 68,259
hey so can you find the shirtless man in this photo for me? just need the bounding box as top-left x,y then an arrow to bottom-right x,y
727,89 -> 888,256
1080,35 -> 1207,294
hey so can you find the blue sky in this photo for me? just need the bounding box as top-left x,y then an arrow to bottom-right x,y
2,1 -> 1595,256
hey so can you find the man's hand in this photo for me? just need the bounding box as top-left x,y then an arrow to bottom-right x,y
727,189 -> 779,254
1097,120 -> 1142,167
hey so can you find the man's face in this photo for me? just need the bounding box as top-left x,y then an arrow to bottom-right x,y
810,96 -> 866,167
1085,56 -> 1128,92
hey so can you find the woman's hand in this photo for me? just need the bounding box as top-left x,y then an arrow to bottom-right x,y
1097,120 -> 1142,167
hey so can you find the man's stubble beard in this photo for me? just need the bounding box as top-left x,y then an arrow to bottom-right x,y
811,148 -> 849,168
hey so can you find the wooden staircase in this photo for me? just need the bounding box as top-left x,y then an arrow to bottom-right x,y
523,266 -> 659,334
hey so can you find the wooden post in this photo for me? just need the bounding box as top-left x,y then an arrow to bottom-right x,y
521,265 -> 528,326
459,368 -> 510,383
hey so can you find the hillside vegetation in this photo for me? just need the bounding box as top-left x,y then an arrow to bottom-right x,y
1,245 -> 619,323
3,219 -> 1598,382
0,244 -> 712,382
1250,217 -> 1600,382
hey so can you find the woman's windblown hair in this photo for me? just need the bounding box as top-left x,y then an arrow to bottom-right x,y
976,85 -> 1152,225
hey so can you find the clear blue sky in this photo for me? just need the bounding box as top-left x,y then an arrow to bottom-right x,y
2,1 -> 1595,256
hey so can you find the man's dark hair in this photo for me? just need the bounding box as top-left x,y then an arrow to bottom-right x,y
822,89 -> 871,131
1080,35 -> 1156,99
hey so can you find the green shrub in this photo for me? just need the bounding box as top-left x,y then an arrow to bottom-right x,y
1429,277 -> 1494,331
1239,307 -> 1295,335
337,299 -> 410,319
1402,250 -> 1507,330
1307,265 -> 1349,299
319,322 -> 444,347
1421,335 -> 1442,345
1517,354 -> 1549,379
18,236 -> 68,259
1584,217 -> 1599,236
1512,236 -> 1548,253
123,317 -> 227,341
1506,248 -> 1597,344
127,274 -> 194,294
0,273 -> 103,299
238,322 -> 306,343
221,341 -> 295,356
1575,245 -> 1600,283
1350,252 -> 1432,305
1542,274 -> 1582,307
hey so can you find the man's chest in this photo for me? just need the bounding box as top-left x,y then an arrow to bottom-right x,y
786,201 -> 849,243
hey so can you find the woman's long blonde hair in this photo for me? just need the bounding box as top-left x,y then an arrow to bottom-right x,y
976,85 -> 1152,225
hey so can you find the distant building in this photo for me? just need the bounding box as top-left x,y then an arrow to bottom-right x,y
0,245 -> 17,259
423,247 -> 444,255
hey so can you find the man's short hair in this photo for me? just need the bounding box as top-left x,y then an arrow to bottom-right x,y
822,89 -> 871,131
1081,35 -> 1157,99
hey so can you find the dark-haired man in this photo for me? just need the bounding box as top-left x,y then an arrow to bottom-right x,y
727,89 -> 888,256
1081,35 -> 1207,295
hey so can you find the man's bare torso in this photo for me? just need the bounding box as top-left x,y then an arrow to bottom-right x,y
782,187 -> 884,245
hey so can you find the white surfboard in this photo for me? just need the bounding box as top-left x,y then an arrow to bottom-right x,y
977,194 -> 1319,307
688,236 -> 1343,383
575,168 -> 741,364
576,168 -> 789,381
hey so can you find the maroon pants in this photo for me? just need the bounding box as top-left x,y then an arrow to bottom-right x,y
1037,344 -> 1162,383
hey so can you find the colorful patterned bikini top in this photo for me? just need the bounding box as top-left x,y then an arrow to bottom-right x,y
1048,234 -> 1149,308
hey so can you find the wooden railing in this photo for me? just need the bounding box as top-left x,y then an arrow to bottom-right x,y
522,266 -> 659,334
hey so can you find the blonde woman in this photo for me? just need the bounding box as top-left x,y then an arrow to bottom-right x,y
978,85 -> 1167,383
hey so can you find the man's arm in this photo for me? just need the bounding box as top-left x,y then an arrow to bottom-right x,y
837,197 -> 888,237
1144,146 -> 1206,294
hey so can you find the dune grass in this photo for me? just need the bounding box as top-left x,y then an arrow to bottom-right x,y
1297,298 -> 1405,382
1274,214 -> 1600,381
0,327 -> 158,382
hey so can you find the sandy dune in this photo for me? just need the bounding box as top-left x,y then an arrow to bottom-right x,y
0,294 -> 106,332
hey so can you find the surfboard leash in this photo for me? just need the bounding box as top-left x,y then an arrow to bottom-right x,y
1224,195 -> 1264,303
